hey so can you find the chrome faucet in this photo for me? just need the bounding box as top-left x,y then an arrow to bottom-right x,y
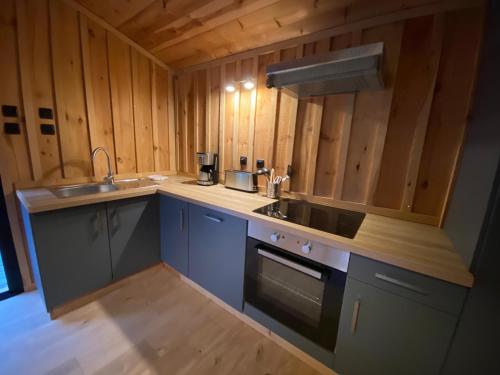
91,147 -> 114,184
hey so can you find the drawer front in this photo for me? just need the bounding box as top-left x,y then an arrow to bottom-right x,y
348,254 -> 467,315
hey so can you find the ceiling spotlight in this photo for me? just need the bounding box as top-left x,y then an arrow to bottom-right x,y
243,80 -> 255,90
225,83 -> 236,92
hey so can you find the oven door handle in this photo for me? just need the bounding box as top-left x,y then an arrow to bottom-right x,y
257,248 -> 322,280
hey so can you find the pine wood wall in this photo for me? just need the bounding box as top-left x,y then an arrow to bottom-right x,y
0,0 -> 175,288
175,7 -> 483,227
0,0 -> 176,186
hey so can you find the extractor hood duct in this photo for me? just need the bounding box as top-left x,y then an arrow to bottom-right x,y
266,42 -> 384,97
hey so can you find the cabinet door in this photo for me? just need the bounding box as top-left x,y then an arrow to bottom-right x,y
160,195 -> 188,275
26,203 -> 111,310
107,195 -> 160,280
334,277 -> 458,375
188,204 -> 247,310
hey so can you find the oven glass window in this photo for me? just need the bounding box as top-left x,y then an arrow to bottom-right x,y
258,253 -> 325,328
245,237 -> 347,351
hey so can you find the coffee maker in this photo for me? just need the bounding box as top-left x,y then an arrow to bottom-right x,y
196,152 -> 219,186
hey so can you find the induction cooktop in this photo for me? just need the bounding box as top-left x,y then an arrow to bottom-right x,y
253,198 -> 366,239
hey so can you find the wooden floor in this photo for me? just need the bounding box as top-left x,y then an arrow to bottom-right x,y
0,265 -> 320,375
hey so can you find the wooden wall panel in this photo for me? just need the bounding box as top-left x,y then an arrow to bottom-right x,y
10,0 -> 174,185
175,73 -> 191,173
221,62 -> 238,172
313,33 -> 356,199
152,65 -> 171,171
373,16 -> 443,210
207,66 -> 221,153
175,7 -> 483,226
194,69 -> 207,157
185,71 -> 196,174
107,33 -> 137,174
413,8 -> 482,217
254,51 -> 279,184
131,50 -> 154,172
80,16 -> 116,178
273,46 -> 300,191
16,0 -> 61,182
291,40 -> 332,194
50,0 -> 91,178
0,0 -> 32,183
1,0 -> 176,290
237,57 -> 257,171
341,22 -> 404,204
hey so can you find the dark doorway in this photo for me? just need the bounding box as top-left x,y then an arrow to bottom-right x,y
0,176 -> 23,301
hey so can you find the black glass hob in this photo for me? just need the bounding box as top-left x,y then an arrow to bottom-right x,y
253,199 -> 366,238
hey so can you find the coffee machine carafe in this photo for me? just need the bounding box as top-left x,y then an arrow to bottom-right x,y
196,152 -> 219,186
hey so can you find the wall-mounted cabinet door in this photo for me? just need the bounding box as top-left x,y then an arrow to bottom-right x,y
24,203 -> 111,310
160,195 -> 189,275
334,277 -> 458,375
188,204 -> 247,310
107,195 -> 160,280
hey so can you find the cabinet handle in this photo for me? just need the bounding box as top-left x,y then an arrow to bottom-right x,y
93,212 -> 100,234
204,214 -> 223,223
112,209 -> 119,232
351,299 -> 360,334
179,209 -> 184,232
374,273 -> 428,295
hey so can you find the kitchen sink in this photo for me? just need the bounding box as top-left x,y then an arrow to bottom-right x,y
51,183 -> 119,198
50,179 -> 158,199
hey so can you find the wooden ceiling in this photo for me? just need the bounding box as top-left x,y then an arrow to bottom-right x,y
74,0 -> 452,69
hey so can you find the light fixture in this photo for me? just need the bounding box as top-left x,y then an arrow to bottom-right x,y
243,80 -> 255,90
225,79 -> 255,92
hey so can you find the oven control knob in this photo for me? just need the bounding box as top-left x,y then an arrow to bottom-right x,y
270,232 -> 281,242
301,241 -> 312,255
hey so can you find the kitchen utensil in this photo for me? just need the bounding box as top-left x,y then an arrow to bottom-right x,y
266,180 -> 280,199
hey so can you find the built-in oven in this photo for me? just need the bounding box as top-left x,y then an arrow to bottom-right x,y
244,221 -> 350,352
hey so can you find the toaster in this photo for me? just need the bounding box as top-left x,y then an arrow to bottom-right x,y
224,170 -> 258,193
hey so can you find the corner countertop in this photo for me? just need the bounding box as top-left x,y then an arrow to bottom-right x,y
16,176 -> 473,288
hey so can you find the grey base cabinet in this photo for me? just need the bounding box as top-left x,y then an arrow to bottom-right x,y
22,203 -> 112,311
334,255 -> 466,375
160,195 -> 188,275
22,195 -> 160,312
188,203 -> 247,310
107,195 -> 160,280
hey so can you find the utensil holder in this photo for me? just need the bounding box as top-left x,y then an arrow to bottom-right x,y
266,181 -> 280,199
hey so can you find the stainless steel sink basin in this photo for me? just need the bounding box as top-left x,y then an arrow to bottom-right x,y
50,178 -> 159,199
51,183 -> 119,198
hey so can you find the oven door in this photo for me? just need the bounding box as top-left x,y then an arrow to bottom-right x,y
244,237 -> 346,351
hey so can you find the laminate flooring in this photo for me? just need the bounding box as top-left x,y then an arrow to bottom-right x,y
0,265 -> 321,375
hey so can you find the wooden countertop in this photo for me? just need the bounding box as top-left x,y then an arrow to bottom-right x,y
17,176 -> 473,287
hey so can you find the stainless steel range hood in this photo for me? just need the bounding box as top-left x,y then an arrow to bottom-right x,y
266,42 -> 384,97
